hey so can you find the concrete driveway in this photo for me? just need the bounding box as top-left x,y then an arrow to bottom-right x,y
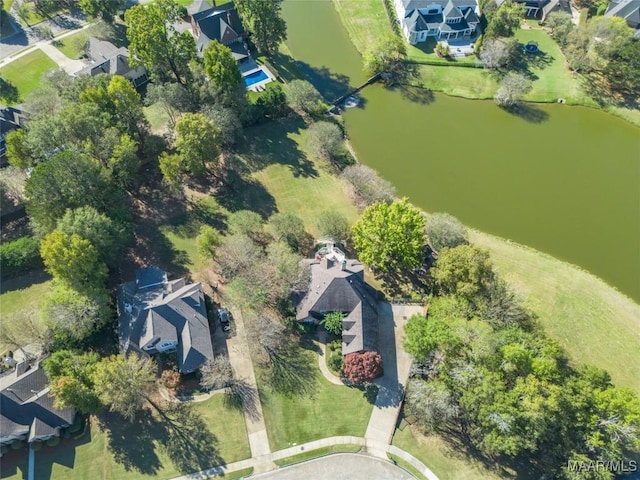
253,453 -> 416,480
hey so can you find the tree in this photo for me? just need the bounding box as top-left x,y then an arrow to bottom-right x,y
362,33 -> 408,80
108,134 -> 141,188
105,75 -> 148,140
202,105 -> 242,148
146,82 -> 194,128
341,164 -> 396,207
601,36 -> 640,96
431,244 -> 496,301
174,113 -> 221,178
125,0 -> 196,83
235,0 -> 287,54
485,1 -> 525,38
479,37 -> 518,69
321,311 -> 344,336
199,355 -> 233,390
40,231 -> 108,291
196,225 -> 220,258
227,210 -> 264,241
0,309 -> 50,353
255,83 -> 288,118
494,73 -> 532,107
56,206 -> 126,266
245,314 -> 285,362
93,354 -> 157,421
78,0 -> 124,23
43,350 -> 101,413
25,151 -> 123,234
43,284 -> 111,347
406,379 -> 458,431
265,241 -> 308,296
425,213 -> 468,253
215,234 -> 263,280
5,129 -> 33,169
16,2 -> 31,26
285,80 -> 325,116
316,210 -> 350,243
403,314 -> 461,362
343,351 -> 383,383
269,211 -> 308,252
545,11 -> 574,47
351,198 -> 425,272
203,40 -> 244,101
306,121 -> 344,162
159,152 -> 185,190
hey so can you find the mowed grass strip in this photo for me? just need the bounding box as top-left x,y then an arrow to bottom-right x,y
332,0 -> 391,55
258,348 -> 374,451
470,230 -> 640,393
274,444 -> 362,467
0,395 -> 250,480
0,50 -> 57,103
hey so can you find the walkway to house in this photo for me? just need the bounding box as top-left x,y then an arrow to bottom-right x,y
315,331 -> 345,386
364,304 -> 423,448
226,308 -> 274,473
38,39 -> 86,74
168,435 -> 439,480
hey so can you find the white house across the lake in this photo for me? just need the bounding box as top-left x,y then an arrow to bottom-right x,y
394,0 -> 481,44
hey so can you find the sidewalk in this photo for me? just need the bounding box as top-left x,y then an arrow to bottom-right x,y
168,435 -> 439,480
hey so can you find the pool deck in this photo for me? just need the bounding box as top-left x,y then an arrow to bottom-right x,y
245,65 -> 276,92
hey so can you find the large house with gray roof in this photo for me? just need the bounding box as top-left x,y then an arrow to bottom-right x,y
0,361 -> 76,447
394,0 -> 480,44
605,0 -> 640,37
295,245 -> 379,356
117,267 -> 214,374
76,38 -> 148,87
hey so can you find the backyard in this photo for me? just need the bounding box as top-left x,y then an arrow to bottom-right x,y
0,395 -> 251,480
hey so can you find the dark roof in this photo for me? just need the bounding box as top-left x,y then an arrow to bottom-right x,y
118,268 -> 214,373
605,0 -> 640,27
440,18 -> 472,31
0,364 -> 76,443
400,0 -> 478,14
296,257 -> 378,355
77,38 -> 148,83
193,3 -> 246,56
464,7 -> 480,23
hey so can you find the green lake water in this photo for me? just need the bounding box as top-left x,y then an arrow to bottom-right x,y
282,0 -> 640,302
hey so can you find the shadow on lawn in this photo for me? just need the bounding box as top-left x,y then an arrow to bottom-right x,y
269,343 -> 319,397
98,402 -> 223,475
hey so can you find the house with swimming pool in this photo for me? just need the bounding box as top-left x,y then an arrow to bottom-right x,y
186,0 -> 274,91
394,0 -> 481,44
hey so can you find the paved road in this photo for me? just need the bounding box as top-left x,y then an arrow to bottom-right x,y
253,453 -> 415,480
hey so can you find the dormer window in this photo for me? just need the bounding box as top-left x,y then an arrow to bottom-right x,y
428,8 -> 439,13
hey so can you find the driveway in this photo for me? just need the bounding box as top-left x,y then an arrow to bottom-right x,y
253,453 -> 416,480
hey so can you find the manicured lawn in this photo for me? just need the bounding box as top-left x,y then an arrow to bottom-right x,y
332,0 -> 390,55
233,118 -> 360,237
0,395 -> 250,480
470,230 -> 640,393
392,426 -> 520,480
0,50 -> 57,103
55,29 -> 90,59
143,104 -> 172,133
257,347 -> 374,451
406,37 -> 480,66
419,64 -> 497,99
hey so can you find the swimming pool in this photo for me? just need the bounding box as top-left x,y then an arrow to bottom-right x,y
244,69 -> 269,87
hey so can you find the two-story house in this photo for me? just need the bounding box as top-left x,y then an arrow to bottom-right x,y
395,0 -> 480,44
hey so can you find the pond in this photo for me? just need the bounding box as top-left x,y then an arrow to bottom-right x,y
282,0 -> 640,302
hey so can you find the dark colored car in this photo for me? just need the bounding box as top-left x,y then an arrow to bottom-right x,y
217,307 -> 231,332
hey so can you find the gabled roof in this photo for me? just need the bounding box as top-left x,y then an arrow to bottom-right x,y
296,256 -> 378,355
76,37 -> 147,81
193,3 -> 248,57
118,268 -> 214,373
0,363 -> 75,443
444,1 -> 463,17
605,0 -> 640,27
464,7 -> 480,23
399,0 -> 478,14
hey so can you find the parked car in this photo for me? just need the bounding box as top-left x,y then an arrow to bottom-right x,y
217,307 -> 231,332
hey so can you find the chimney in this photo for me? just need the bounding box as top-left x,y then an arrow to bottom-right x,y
341,260 -> 347,271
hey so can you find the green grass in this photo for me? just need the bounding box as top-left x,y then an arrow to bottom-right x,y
233,118 -> 360,237
274,444 -> 362,467
387,452 -> 427,480
392,426 -> 519,480
55,29 -> 90,59
419,64 -> 497,99
470,230 -> 640,393
0,395 -> 250,480
332,0 -> 390,55
406,37 -> 479,65
0,50 -> 57,103
224,467 -> 254,479
257,348 -> 374,451
143,104 -> 172,133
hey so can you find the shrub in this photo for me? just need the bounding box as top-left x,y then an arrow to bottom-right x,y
425,213 -> 468,252
341,164 -> 396,207
343,351 -> 383,383
161,369 -> 181,391
306,121 -> 344,163
0,236 -> 43,280
31,442 -> 43,451
328,350 -> 344,374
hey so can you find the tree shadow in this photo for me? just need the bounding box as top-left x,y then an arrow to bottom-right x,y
96,410 -> 164,475
502,103 -> 550,123
164,197 -> 228,238
224,378 -> 261,421
216,163 -> 278,219
354,383 -> 380,404
295,61 -> 353,103
0,77 -> 20,104
396,84 -> 435,105
0,269 -> 51,294
268,343 -> 318,396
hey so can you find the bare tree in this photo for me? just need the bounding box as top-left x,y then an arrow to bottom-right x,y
215,234 -> 262,280
200,355 -> 233,391
245,314 -> 285,362
341,164 -> 396,207
478,37 -> 518,69
494,73 -> 533,107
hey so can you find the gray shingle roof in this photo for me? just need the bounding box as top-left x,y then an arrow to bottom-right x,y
0,364 -> 76,444
400,0 -> 477,14
605,0 -> 640,27
193,3 -> 249,58
296,258 -> 378,355
76,38 -> 148,82
118,268 -> 214,374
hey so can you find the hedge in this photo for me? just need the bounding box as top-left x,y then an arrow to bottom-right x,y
0,236 -> 42,279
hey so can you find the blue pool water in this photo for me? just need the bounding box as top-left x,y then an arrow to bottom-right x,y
244,69 -> 269,87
